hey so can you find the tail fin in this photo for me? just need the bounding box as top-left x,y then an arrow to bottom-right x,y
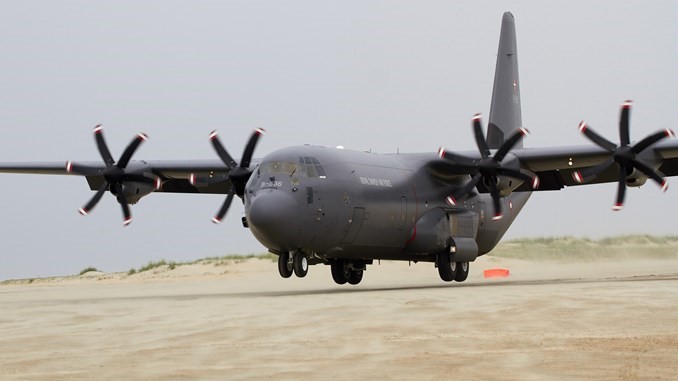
487,12 -> 522,150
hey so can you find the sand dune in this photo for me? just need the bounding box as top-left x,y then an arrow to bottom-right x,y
1,256 -> 677,380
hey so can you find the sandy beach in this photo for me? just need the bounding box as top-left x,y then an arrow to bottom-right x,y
1,255 -> 677,380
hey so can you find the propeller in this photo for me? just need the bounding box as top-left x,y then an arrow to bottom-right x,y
206,128 -> 265,224
68,125 -> 160,226
438,114 -> 539,221
573,100 -> 674,211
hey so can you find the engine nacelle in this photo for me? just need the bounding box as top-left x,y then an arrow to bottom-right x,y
625,167 -> 648,187
114,181 -> 156,204
107,161 -> 159,204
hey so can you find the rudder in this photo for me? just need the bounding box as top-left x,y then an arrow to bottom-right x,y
487,12 -> 522,150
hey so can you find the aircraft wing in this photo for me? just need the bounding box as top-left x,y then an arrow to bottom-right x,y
0,159 -> 245,195
512,139 -> 678,191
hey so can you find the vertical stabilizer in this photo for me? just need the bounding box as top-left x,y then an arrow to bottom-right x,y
487,12 -> 522,149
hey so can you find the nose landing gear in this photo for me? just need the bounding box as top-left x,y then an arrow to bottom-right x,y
277,250 -> 308,278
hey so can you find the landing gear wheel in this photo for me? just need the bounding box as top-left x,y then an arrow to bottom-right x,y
437,252 -> 457,282
348,269 -> 363,285
454,261 -> 469,282
278,252 -> 293,278
293,253 -> 308,278
331,259 -> 349,285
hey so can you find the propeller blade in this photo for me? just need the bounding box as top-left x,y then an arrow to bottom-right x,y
613,165 -> 627,211
209,131 -> 237,169
437,147 -> 477,167
487,178 -> 503,221
619,100 -> 632,146
631,159 -> 668,192
578,121 -> 617,152
113,183 -> 133,225
117,133 -> 148,169
78,182 -> 109,216
572,157 -> 616,184
212,189 -> 236,224
93,125 -> 115,166
632,129 -> 675,154
240,128 -> 265,169
493,127 -> 529,162
121,201 -> 132,226
472,114 -> 491,159
446,173 -> 482,206
66,161 -> 104,176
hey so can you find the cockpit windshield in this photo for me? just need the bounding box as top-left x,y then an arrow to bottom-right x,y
257,157 -> 326,178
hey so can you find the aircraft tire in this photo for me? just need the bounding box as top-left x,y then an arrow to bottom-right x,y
347,269 -> 363,285
278,252 -> 293,278
454,261 -> 469,282
293,253 -> 308,278
331,259 -> 348,285
437,252 -> 457,282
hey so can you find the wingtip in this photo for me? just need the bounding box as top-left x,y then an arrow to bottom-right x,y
445,196 -> 457,206
578,121 -> 588,133
211,216 -> 222,224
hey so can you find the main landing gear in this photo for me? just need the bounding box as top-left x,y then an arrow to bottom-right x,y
331,259 -> 364,285
437,252 -> 469,283
277,251 -> 308,278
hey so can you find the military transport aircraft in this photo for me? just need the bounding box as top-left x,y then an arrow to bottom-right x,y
1,12 -> 677,285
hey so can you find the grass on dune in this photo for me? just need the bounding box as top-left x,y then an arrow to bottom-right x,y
491,235 -> 678,262
124,253 -> 276,276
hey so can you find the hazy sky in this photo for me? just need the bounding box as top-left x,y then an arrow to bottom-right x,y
0,1 -> 676,280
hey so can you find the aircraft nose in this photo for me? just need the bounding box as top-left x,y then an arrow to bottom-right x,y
247,190 -> 302,250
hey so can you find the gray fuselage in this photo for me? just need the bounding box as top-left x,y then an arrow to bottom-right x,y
244,145 -> 530,263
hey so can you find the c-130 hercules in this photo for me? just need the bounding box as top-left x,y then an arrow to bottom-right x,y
1,12 -> 677,285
